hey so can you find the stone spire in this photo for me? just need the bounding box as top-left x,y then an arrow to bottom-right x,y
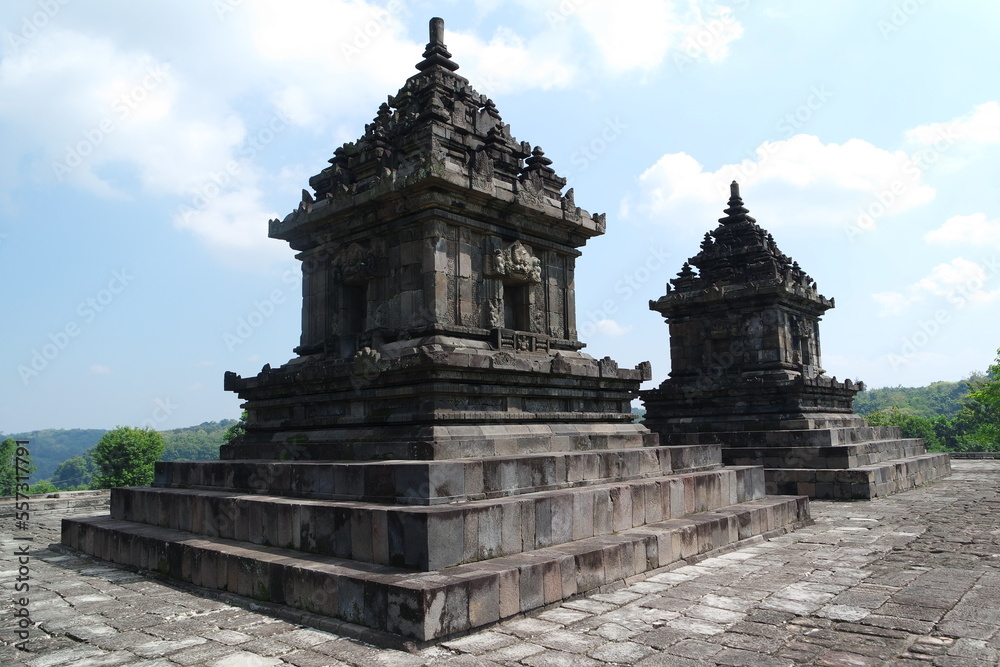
415,17 -> 460,72
719,180 -> 755,225
650,182 -> 834,387
280,15 -> 598,248
666,181 -> 824,299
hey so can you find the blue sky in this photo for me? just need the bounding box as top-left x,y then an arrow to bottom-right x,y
2,0 -> 998,433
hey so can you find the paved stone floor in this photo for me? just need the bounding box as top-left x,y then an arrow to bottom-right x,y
2,460 -> 998,666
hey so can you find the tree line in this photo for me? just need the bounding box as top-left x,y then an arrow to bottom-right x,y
1,416 -> 243,495
855,349 -> 999,452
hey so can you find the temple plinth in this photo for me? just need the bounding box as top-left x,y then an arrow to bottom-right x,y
641,183 -> 951,499
62,23 -> 810,645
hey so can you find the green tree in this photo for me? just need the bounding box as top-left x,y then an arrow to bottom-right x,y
91,426 -> 165,489
956,349 -> 1000,451
29,480 -> 58,494
867,407 -> 945,451
0,437 -> 18,496
52,454 -> 97,489
223,412 -> 247,446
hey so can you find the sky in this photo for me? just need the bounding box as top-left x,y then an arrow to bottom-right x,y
1,0 -> 999,434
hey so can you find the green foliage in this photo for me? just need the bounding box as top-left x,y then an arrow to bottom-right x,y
28,479 -> 58,494
0,428 -> 105,481
0,438 -> 19,496
861,350 -> 1000,453
91,426 -> 165,489
223,412 -> 247,446
630,407 -> 645,424
160,420 -> 235,461
854,380 -> 971,419
52,454 -> 97,489
952,350 -> 1000,452
866,407 -> 945,451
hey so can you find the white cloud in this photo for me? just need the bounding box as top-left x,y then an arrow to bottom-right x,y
871,291 -> 920,317
906,101 -> 1000,146
871,258 -> 1000,316
573,0 -> 743,73
675,3 -> 744,65
90,364 -> 111,375
593,319 -> 632,336
627,134 -> 934,230
0,0 -> 750,261
448,27 -> 576,95
925,213 -> 1000,247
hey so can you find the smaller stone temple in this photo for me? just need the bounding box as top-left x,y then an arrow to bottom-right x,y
62,21 -> 809,645
641,183 -> 951,499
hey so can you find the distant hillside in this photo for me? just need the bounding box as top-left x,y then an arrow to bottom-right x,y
854,380 -> 972,419
0,428 -> 106,481
161,420 -> 237,461
6,420 -> 238,488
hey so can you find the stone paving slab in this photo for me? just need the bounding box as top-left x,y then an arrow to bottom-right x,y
3,460 -> 999,666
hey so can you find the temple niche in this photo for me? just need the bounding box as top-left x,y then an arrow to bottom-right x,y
641,183 -> 951,499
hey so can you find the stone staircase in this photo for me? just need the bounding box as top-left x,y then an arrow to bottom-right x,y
661,427 -> 951,499
62,442 -> 809,643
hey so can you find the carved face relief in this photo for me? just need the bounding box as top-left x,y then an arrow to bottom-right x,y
487,241 -> 542,284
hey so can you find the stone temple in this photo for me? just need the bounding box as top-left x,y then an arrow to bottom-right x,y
62,19 -> 811,645
641,183 -> 951,499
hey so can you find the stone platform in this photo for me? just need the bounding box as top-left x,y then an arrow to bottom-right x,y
661,427 -> 952,500
10,460 -> 999,666
61,442 -> 809,643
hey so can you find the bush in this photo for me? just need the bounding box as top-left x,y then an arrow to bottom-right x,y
91,426 -> 165,489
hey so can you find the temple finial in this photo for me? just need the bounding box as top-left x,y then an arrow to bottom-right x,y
416,17 -> 460,72
429,17 -> 445,46
719,180 -> 756,225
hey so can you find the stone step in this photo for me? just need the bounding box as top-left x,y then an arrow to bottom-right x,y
156,444 -> 721,505
0,490 -> 110,516
722,438 -> 929,469
61,493 -> 809,643
223,422 -> 659,461
663,425 -> 902,447
765,452 -> 952,499
114,466 -> 765,571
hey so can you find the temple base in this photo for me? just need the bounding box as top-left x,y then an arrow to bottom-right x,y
61,441 -> 810,643
658,427 -> 951,500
